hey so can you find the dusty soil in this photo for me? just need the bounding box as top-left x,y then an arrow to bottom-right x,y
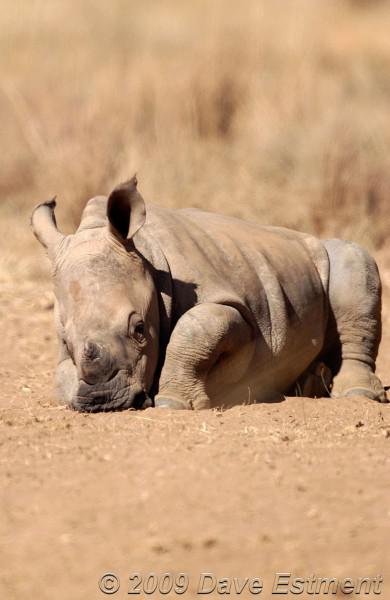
1,257 -> 390,600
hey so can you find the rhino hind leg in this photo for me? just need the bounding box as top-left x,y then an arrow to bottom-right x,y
324,239 -> 388,403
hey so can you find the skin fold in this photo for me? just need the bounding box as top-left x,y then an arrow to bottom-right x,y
31,176 -> 388,411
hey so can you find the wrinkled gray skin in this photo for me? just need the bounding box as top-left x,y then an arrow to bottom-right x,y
31,177 -> 388,411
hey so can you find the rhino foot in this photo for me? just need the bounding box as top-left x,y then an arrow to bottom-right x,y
342,387 -> 388,403
332,363 -> 388,403
154,396 -> 191,410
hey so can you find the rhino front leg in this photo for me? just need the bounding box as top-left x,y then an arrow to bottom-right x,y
155,303 -> 254,410
56,355 -> 79,406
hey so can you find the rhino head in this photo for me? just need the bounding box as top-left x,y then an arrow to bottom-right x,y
31,177 -> 160,412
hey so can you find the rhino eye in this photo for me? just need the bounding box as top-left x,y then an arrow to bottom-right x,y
134,321 -> 145,341
128,314 -> 146,344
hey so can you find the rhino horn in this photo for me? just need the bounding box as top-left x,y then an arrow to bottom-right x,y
31,198 -> 65,257
107,175 -> 146,243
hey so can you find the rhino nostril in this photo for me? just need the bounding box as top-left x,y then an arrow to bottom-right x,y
84,340 -> 101,361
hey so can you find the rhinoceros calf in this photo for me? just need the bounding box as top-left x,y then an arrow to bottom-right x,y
31,177 -> 388,411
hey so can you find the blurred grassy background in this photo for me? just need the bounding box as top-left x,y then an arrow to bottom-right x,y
1,0 -> 390,280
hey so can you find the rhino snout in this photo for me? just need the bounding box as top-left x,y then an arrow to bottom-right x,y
72,371 -> 152,412
80,340 -> 115,385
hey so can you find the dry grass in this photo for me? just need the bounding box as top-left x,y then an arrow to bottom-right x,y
1,0 -> 390,280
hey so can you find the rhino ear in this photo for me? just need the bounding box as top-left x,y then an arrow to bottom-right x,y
31,199 -> 65,256
107,175 -> 146,242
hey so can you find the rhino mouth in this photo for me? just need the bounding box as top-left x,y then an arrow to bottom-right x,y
72,369 -> 152,413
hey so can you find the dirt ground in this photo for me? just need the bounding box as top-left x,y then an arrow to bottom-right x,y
1,254 -> 390,600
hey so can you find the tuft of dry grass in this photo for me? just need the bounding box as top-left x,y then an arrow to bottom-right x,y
1,0 -> 390,280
